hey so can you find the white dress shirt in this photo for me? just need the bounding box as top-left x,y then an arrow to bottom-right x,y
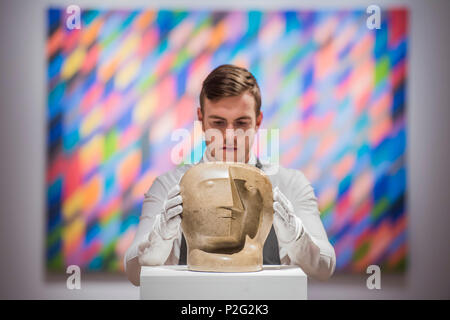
124,152 -> 336,286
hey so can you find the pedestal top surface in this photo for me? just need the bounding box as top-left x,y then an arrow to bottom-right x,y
141,265 -> 306,277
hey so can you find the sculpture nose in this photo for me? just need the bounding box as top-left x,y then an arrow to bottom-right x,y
228,167 -> 245,213
216,167 -> 245,216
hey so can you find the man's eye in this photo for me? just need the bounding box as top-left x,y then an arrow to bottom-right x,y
213,121 -> 225,126
236,121 -> 250,127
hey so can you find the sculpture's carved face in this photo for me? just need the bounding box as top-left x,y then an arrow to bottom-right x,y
180,162 -> 273,272
185,172 -> 263,253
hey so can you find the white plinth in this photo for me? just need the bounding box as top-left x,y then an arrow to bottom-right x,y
140,265 -> 307,300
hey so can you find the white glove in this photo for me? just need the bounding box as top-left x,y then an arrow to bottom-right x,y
138,184 -> 183,266
154,184 -> 183,240
272,186 -> 304,243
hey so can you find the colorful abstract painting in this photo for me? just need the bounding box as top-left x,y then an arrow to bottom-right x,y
46,8 -> 408,272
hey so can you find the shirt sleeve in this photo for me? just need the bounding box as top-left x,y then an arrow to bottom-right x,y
124,177 -> 179,286
280,170 -> 336,281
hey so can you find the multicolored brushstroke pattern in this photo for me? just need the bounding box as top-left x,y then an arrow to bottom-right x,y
46,9 -> 408,272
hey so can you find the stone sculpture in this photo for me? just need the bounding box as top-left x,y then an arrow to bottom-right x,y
180,162 -> 274,272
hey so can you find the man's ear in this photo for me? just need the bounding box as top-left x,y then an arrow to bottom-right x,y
255,111 -> 263,131
197,107 -> 205,131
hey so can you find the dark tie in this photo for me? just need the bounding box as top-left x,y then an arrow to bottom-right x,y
178,158 -> 281,265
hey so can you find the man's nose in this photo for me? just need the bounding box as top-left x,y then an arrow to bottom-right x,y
224,128 -> 237,144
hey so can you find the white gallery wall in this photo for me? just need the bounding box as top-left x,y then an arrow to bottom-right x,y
0,0 -> 449,299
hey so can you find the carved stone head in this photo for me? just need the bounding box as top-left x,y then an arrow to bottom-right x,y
180,162 -> 273,272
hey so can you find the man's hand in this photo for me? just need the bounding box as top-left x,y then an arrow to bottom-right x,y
155,184 -> 183,240
272,186 -> 303,243
138,184 -> 183,266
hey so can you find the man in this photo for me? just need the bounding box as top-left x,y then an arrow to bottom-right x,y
124,64 -> 336,286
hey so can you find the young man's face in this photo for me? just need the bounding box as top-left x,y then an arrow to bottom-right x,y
197,91 -> 263,163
